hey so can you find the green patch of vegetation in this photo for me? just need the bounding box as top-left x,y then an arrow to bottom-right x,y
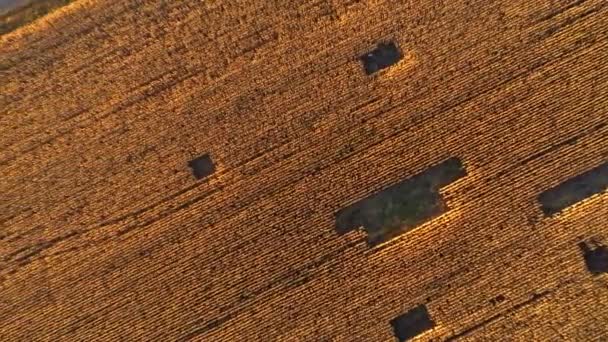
336,157 -> 466,245
364,183 -> 445,245
1,0 -> 72,36
539,161 -> 608,216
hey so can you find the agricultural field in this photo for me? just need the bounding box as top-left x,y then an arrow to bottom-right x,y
1,0 -> 607,341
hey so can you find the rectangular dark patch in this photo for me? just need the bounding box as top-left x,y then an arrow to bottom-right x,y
578,241 -> 608,275
360,42 -> 402,75
390,304 -> 435,342
538,161 -> 608,216
335,157 -> 466,245
188,154 -> 215,180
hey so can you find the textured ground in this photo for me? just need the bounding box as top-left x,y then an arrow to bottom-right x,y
1,0 -> 607,341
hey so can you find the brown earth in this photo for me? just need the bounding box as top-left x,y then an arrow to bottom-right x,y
1,0 -> 607,341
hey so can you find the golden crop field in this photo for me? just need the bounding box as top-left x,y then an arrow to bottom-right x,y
1,0 -> 607,341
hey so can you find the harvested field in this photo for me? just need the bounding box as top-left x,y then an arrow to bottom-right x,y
1,0 -> 607,341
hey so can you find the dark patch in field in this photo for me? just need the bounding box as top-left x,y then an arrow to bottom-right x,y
578,241 -> 608,275
489,294 -> 506,305
335,157 -> 466,245
188,154 -> 215,180
390,304 -> 435,342
360,41 -> 402,75
538,161 -> 608,216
